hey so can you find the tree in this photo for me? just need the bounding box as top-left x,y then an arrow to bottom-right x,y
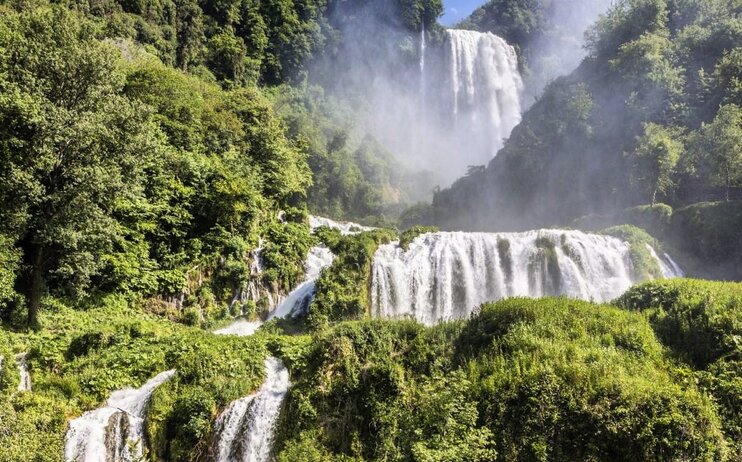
0,7 -> 161,327
628,123 -> 684,205
691,104 -> 742,201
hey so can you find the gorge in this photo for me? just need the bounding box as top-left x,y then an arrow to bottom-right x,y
2,0 -> 740,460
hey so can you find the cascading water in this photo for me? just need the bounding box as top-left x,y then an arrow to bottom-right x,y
420,23 -> 426,98
445,29 -> 523,160
372,230 -> 682,325
268,246 -> 334,320
15,353 -> 31,392
211,215 -> 366,460
64,370 -> 176,462
646,244 -> 685,279
309,215 -> 374,235
213,357 -> 290,462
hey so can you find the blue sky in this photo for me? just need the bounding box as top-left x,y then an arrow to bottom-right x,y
440,0 -> 484,25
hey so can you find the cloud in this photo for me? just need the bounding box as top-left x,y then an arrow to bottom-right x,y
449,7 -> 459,14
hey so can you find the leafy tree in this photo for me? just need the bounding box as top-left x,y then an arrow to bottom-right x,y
628,123 -> 684,205
691,104 -> 742,201
0,7 -> 164,327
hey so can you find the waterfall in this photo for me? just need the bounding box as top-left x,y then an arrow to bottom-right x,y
214,319 -> 264,336
646,244 -> 686,279
309,215 -> 374,235
213,357 -> 290,462
372,230 -> 682,325
446,29 -> 523,159
64,370 -> 176,462
420,23 -> 426,98
268,246 -> 334,320
15,353 -> 31,392
211,216 -> 363,460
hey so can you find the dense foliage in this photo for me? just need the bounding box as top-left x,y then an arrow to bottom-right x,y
275,297 -> 730,461
1,0 -> 740,460
268,85 -> 437,223
574,201 -> 742,279
617,279 -> 742,456
0,4 -> 313,328
309,227 -> 397,329
430,0 -> 742,233
0,296 -> 267,461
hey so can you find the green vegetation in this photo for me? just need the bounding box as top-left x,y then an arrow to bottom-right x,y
399,225 -> 439,250
628,123 -> 684,205
268,86 -> 438,223
601,225 -> 664,280
0,0 -> 740,460
0,297 -> 267,461
617,279 -> 742,456
669,201 -> 742,279
275,297 -> 730,461
0,4 -> 313,329
431,0 -> 742,232
574,201 -> 742,280
309,228 -> 396,329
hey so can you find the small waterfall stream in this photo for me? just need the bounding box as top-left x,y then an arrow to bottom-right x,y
64,370 -> 176,462
267,246 -> 334,320
372,230 -> 682,325
213,358 -> 290,462
15,353 -> 31,392
209,216 -> 368,460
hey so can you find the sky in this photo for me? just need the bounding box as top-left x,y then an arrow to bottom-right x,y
440,0 -> 484,25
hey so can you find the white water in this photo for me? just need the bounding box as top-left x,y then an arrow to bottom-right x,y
211,216 -> 361,460
64,369 -> 176,462
15,353 -> 31,392
446,29 -> 523,161
646,244 -> 686,279
268,246 -> 334,320
420,24 -> 426,97
372,230 -> 682,325
214,319 -> 264,336
213,357 -> 290,462
309,215 -> 374,235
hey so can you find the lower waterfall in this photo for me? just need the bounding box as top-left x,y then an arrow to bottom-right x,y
213,357 -> 290,462
372,230 -> 682,325
64,370 -> 176,462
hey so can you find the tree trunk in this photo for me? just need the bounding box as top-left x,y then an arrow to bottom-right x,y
27,245 -> 44,330
726,169 -> 731,202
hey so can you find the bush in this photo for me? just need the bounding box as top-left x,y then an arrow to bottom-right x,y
308,229 -> 396,329
616,279 -> 742,369
616,278 -> 742,456
276,299 -> 729,461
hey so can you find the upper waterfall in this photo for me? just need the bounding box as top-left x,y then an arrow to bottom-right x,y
445,29 -> 523,160
372,230 -> 682,325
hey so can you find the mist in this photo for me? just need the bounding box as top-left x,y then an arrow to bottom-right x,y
519,0 -> 616,104
309,0 -> 614,190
